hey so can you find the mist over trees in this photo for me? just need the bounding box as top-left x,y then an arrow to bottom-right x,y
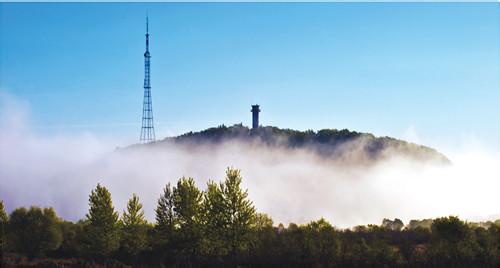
2,168 -> 500,267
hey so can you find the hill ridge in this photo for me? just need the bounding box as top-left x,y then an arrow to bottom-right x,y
151,124 -> 450,164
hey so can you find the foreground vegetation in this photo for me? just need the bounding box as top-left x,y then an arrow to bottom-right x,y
1,168 -> 499,267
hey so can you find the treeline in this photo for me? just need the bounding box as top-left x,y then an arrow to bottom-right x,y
169,124 -> 449,164
1,168 -> 499,267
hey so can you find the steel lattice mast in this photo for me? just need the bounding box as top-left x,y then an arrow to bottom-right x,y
140,16 -> 155,142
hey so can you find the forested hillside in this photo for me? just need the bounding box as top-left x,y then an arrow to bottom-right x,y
151,124 -> 450,164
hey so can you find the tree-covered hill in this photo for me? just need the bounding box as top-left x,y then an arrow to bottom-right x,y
151,124 -> 450,164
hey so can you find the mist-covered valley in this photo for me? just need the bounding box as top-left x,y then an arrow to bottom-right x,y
1,93 -> 499,228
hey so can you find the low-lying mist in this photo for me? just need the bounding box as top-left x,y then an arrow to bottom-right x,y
1,92 -> 499,228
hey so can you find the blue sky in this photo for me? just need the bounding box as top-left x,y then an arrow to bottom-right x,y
0,3 -> 499,150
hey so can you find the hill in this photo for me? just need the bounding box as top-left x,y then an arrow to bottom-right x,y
148,124 -> 450,165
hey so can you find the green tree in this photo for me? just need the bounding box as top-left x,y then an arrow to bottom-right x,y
487,223 -> 500,266
382,218 -> 405,231
85,183 -> 120,257
253,213 -> 273,230
303,218 -> 341,266
428,216 -> 478,267
250,213 -> 277,265
7,206 -> 62,258
279,223 -> 307,265
120,194 -> 148,261
56,220 -> 86,257
202,180 -> 229,261
432,216 -> 470,243
153,183 -> 177,266
156,183 -> 176,231
221,168 -> 256,259
0,201 -> 7,259
123,194 -> 146,226
202,168 -> 257,263
173,177 -> 203,265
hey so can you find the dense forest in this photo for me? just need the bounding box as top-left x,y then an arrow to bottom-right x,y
1,168 -> 499,267
144,124 -> 450,165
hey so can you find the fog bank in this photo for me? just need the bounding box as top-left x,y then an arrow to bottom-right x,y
1,93 -> 499,228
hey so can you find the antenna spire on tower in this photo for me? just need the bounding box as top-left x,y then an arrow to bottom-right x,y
145,15 -> 150,53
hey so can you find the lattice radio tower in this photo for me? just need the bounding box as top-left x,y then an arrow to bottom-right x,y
140,16 -> 155,142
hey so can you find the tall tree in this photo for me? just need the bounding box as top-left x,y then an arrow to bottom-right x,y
220,168 -> 256,260
153,183 -> 177,266
85,183 -> 120,257
120,194 -> 148,260
156,183 -> 176,231
428,216 -> 477,266
0,201 -> 7,259
7,207 -> 62,258
173,177 -> 203,265
202,180 -> 229,260
303,218 -> 340,266
0,200 -> 6,224
250,213 -> 277,265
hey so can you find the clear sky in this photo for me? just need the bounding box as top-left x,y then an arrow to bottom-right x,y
0,3 -> 499,151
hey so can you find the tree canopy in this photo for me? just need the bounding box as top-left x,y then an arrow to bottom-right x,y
85,183 -> 120,257
1,169 -> 499,267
